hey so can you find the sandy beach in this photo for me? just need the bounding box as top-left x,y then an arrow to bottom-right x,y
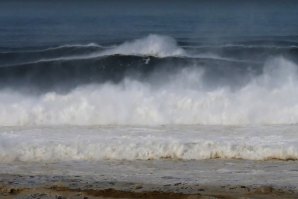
0,160 -> 297,198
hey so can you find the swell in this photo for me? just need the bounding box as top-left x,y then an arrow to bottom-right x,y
184,44 -> 298,63
2,35 -> 298,67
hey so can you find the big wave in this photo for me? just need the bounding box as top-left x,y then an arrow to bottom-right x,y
0,56 -> 298,126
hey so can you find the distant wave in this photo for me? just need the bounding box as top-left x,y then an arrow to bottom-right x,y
0,43 -> 106,67
36,34 -> 189,61
1,34 -> 297,68
0,34 -> 262,66
182,44 -> 298,49
0,35 -> 190,67
0,43 -> 105,54
0,53 -> 255,69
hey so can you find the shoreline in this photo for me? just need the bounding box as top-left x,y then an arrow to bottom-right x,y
0,174 -> 297,199
0,160 -> 297,198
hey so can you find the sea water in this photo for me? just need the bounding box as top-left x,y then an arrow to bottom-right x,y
0,0 -> 298,164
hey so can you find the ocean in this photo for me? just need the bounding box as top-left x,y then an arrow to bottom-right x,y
1,1 -> 298,197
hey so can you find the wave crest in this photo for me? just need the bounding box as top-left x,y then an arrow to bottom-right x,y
99,34 -> 186,57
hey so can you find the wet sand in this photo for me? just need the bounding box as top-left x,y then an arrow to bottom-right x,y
0,160 -> 297,198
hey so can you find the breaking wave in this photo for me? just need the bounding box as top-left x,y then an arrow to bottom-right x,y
0,56 -> 297,126
99,34 -> 186,57
0,35 -> 298,126
0,125 -> 297,162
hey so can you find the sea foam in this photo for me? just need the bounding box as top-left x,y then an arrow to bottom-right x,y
0,125 -> 297,162
99,34 -> 186,57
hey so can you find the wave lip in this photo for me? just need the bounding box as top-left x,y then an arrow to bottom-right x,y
98,34 -> 186,57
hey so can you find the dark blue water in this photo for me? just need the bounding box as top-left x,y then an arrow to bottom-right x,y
1,1 -> 298,48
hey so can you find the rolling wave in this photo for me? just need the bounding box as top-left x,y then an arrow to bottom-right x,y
0,54 -> 261,92
0,43 -> 105,67
0,43 -> 104,54
1,34 -> 297,68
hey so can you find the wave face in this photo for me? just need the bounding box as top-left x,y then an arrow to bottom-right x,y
0,35 -> 298,126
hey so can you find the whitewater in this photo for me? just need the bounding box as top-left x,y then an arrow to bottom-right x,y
1,35 -> 298,162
